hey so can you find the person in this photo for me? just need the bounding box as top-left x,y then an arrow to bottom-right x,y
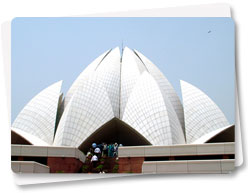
108,144 -> 112,157
86,151 -> 91,156
113,143 -> 118,157
98,143 -> 103,151
86,151 -> 92,158
91,154 -> 98,168
111,143 -> 115,157
102,143 -> 108,156
92,143 -> 97,149
94,147 -> 101,159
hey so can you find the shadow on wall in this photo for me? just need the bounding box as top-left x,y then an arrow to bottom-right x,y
78,118 -> 151,154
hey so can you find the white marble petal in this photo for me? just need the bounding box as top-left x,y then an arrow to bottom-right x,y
123,72 -> 185,145
134,49 -> 185,131
53,74 -> 115,147
64,49 -> 111,108
12,81 -> 62,145
181,80 -> 229,143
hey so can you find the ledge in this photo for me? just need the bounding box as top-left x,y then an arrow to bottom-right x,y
142,159 -> 234,174
118,142 -> 234,157
11,145 -> 86,163
11,161 -> 50,173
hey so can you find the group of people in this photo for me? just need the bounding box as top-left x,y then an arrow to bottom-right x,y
87,142 -> 122,168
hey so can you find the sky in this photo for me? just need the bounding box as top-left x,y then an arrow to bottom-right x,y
11,17 -> 235,124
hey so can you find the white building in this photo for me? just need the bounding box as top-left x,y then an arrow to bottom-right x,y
12,47 -> 234,153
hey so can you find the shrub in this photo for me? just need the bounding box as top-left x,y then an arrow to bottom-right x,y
112,164 -> 119,173
96,164 -> 104,172
81,165 -> 89,173
125,171 -> 133,173
56,170 -> 64,173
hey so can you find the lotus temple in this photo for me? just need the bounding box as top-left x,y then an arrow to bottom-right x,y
11,47 -> 235,174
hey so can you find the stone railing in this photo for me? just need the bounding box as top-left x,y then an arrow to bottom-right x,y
11,144 -> 86,163
118,142 -> 234,158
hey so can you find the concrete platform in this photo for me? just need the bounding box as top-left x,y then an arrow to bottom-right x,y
142,159 -> 234,174
118,142 -> 234,157
12,161 -> 50,173
11,145 -> 86,163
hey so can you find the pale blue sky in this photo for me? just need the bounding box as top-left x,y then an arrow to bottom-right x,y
11,17 -> 235,123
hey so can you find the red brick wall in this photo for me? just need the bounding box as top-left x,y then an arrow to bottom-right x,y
118,157 -> 144,173
47,157 -> 83,173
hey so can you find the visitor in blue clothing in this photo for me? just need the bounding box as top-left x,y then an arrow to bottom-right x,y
108,143 -> 112,157
89,142 -> 120,158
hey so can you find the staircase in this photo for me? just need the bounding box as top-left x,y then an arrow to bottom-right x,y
81,156 -> 119,173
